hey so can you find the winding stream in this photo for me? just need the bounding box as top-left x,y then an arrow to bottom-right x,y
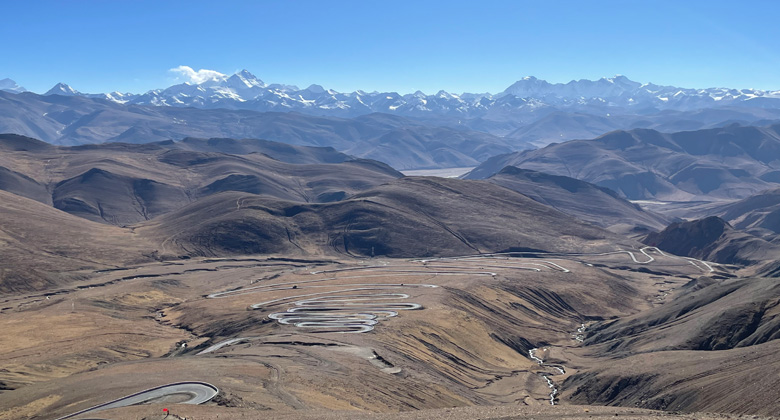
528,348 -> 562,405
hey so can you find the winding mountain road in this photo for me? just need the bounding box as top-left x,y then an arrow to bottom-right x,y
54,382 -> 218,420
420,247 -> 716,273
199,247 -> 715,350
205,266 -> 502,334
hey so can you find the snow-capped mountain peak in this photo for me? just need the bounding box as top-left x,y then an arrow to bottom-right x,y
45,82 -> 80,96
236,69 -> 259,80
501,76 -> 554,98
226,69 -> 265,90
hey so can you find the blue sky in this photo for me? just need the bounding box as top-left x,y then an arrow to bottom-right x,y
3,0 -> 780,94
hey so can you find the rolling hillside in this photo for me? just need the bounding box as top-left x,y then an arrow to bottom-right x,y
0,134 -> 402,225
138,176 -> 632,258
467,124 -> 780,201
486,166 -> 669,233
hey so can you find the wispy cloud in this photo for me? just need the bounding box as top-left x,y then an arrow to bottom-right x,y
169,65 -> 226,84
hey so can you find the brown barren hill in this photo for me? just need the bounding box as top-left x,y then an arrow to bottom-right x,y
0,190 -> 152,293
0,134 -> 403,225
487,166 -> 669,232
467,124 -> 780,201
137,176 -> 635,258
643,216 -> 779,265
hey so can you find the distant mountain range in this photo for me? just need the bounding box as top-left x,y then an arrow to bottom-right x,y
0,91 -> 512,169
5,71 -> 780,121
4,72 -> 780,169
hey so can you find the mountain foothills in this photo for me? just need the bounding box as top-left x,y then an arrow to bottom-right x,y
485,166 -> 670,234
716,187 -> 780,239
0,189 -> 153,294
137,177 -> 629,259
643,216 -> 780,266
0,134 -> 401,225
3,73 -> 780,420
566,275 -> 780,413
467,124 -> 780,201
0,133 -> 645,293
